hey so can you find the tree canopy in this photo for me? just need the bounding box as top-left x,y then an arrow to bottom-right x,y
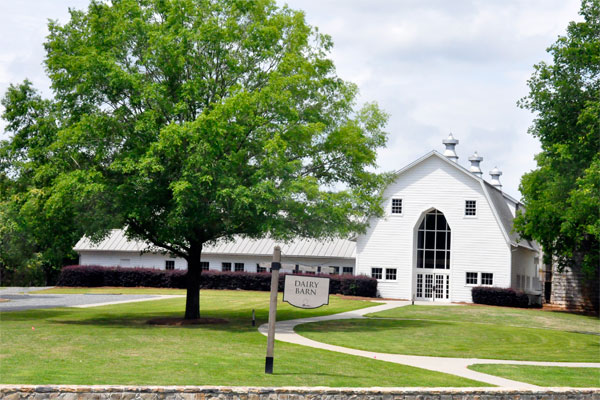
1,0 -> 390,318
515,0 -> 599,277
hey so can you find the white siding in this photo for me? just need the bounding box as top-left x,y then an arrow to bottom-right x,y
356,154 -> 512,302
511,247 -> 541,293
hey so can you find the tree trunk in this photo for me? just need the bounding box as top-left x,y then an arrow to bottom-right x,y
184,245 -> 202,320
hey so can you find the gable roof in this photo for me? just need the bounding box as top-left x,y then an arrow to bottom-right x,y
394,150 -> 538,251
74,229 -> 356,259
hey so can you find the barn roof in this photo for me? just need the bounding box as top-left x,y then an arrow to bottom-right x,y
74,229 -> 356,259
394,151 -> 539,251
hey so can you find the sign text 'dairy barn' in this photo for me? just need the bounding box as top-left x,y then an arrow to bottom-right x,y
283,275 -> 330,309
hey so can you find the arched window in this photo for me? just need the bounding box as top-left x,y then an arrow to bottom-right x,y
416,210 -> 450,269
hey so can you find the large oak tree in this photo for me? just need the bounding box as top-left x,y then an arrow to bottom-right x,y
1,0 -> 390,318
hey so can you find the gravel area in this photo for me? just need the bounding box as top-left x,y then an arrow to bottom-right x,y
0,287 -> 165,312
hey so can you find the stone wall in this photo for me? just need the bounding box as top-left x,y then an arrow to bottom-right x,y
1,386 -> 599,400
550,262 -> 599,315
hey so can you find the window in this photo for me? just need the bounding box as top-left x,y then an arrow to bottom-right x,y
466,272 -> 478,285
330,266 -> 339,275
371,268 -> 382,279
222,262 -> 231,272
481,273 -> 493,285
416,210 -> 451,269
342,267 -> 353,275
200,262 -> 209,271
386,268 -> 397,280
516,274 -> 522,289
234,262 -> 244,272
526,276 -> 531,289
465,200 -> 477,216
391,198 -> 402,214
165,260 -> 175,270
257,263 -> 266,273
416,274 -> 423,297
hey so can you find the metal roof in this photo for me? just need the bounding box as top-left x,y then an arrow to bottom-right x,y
483,182 -> 539,251
74,229 -> 356,259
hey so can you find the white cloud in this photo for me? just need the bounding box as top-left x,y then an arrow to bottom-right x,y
0,0 -> 583,199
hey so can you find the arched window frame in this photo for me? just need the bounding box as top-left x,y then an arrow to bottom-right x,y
416,210 -> 451,269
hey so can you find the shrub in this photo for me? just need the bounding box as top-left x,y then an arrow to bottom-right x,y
57,265 -> 378,297
471,286 -> 530,308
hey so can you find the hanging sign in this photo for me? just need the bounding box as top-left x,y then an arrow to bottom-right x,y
283,274 -> 330,309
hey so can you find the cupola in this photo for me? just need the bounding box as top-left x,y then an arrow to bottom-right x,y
442,133 -> 459,162
490,166 -> 503,189
468,151 -> 483,177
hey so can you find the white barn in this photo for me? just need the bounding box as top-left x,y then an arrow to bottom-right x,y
73,135 -> 542,303
356,135 -> 541,303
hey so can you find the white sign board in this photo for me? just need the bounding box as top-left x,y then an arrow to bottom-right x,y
283,274 -> 330,309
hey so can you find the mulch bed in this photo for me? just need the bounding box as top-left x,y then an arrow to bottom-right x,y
147,317 -> 228,326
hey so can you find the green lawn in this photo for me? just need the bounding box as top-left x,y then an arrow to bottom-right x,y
296,306 -> 600,362
0,290 -> 485,387
368,304 -> 600,334
469,365 -> 600,387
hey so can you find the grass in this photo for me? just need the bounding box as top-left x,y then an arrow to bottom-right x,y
367,304 -> 600,334
469,365 -> 600,387
0,290 -> 485,387
296,306 -> 600,362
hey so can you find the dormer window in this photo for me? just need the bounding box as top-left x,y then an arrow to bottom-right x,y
391,198 -> 402,214
465,200 -> 476,216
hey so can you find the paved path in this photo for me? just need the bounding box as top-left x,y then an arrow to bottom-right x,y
259,301 -> 600,389
0,287 -> 183,311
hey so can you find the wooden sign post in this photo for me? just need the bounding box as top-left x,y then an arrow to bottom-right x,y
265,246 -> 281,374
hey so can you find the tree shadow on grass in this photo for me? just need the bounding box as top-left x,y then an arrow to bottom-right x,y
296,318 -> 454,334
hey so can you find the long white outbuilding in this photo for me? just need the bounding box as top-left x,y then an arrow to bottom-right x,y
74,135 -> 542,303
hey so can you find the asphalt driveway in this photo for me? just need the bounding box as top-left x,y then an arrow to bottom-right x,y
0,287 -> 174,312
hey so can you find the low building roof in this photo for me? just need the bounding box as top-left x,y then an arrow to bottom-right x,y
74,229 -> 356,259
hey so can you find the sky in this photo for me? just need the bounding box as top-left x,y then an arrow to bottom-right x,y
0,0 -> 583,200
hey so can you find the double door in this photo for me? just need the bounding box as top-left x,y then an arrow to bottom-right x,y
415,273 -> 449,301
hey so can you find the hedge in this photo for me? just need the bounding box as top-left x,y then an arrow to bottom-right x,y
57,265 -> 378,297
471,286 -> 530,308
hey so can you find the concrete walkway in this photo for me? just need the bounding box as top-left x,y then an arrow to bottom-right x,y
259,301 -> 600,389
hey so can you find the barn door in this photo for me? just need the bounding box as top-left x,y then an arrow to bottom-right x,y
416,273 -> 449,302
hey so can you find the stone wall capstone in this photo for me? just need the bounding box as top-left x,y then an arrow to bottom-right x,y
1,386 -> 599,400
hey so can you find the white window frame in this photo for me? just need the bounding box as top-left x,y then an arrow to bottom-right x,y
465,272 -> 478,285
481,272 -> 493,286
222,262 -> 232,272
464,200 -> 477,217
200,261 -> 209,271
234,262 -> 245,272
342,267 -> 354,275
165,260 -> 175,270
390,198 -> 403,215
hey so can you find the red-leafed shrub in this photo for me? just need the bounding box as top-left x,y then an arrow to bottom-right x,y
471,286 -> 530,308
57,265 -> 378,297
